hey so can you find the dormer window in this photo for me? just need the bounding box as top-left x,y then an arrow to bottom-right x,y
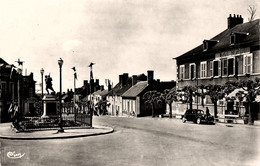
230,34 -> 235,45
203,41 -> 208,51
230,32 -> 249,45
203,40 -> 219,51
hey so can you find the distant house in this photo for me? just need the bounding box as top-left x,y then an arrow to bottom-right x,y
122,71 -> 176,117
95,89 -> 108,115
106,73 -> 147,116
0,58 -> 36,122
173,14 -> 260,119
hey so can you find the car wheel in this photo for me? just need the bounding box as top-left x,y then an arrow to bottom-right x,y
196,118 -> 201,124
182,118 -> 186,123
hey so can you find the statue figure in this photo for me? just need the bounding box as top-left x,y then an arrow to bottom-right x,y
45,75 -> 55,94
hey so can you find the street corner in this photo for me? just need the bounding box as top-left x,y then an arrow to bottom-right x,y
0,123 -> 114,140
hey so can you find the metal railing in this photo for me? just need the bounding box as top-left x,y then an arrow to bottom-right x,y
16,101 -> 93,132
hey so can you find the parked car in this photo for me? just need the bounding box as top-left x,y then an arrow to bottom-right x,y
182,109 -> 214,124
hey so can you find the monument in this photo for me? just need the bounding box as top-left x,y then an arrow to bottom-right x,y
41,75 -> 58,118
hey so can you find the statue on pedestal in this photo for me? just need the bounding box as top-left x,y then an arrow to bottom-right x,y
45,74 -> 55,95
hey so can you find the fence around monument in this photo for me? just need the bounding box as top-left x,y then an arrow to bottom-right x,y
18,101 -> 92,131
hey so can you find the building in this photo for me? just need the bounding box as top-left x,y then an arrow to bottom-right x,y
0,58 -> 36,122
122,71 -> 176,117
106,73 -> 147,116
173,14 -> 260,119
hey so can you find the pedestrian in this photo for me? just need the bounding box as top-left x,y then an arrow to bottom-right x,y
205,107 -> 210,121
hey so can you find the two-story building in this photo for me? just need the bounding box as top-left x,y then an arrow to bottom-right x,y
0,58 -> 37,122
106,73 -> 147,116
173,14 -> 260,119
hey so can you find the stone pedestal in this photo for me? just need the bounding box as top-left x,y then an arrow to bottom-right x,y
41,95 -> 58,118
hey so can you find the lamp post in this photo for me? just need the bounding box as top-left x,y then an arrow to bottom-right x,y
40,68 -> 44,115
58,58 -> 64,133
196,77 -> 199,109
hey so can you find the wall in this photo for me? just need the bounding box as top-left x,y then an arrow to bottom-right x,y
169,101 -> 247,118
106,95 -> 122,116
122,98 -> 137,115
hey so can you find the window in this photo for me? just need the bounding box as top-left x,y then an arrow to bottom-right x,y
213,60 -> 221,77
203,41 -> 208,51
243,53 -> 253,74
189,63 -> 196,80
29,88 -> 33,98
200,62 -> 207,78
179,65 -> 185,80
227,58 -> 235,75
222,59 -> 228,76
1,82 -> 6,95
230,32 -> 249,45
209,61 -> 213,77
230,34 -> 235,45
9,82 -> 14,100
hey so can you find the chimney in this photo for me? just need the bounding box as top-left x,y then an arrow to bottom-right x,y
108,83 -> 112,91
122,73 -> 128,86
119,74 -> 123,85
95,79 -> 99,86
100,85 -> 104,91
132,75 -> 137,86
83,80 -> 88,86
147,70 -> 154,85
228,14 -> 243,29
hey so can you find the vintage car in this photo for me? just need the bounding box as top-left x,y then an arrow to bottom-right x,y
182,109 -> 215,124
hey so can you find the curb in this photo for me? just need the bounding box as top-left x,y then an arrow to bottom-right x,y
215,122 -> 260,129
0,126 -> 114,140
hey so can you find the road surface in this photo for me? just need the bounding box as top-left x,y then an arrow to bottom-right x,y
1,116 -> 259,166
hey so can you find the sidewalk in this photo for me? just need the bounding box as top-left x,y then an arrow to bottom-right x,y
0,123 -> 114,140
215,120 -> 260,128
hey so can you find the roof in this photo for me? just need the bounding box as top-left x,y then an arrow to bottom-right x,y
92,90 -> 103,96
107,74 -> 146,96
175,19 -> 260,61
122,81 -> 149,97
227,88 -> 260,102
99,90 -> 108,96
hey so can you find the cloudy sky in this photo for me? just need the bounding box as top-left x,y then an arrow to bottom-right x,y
0,0 -> 259,92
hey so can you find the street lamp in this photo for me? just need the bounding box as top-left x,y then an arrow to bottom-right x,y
58,58 -> 64,133
40,68 -> 44,116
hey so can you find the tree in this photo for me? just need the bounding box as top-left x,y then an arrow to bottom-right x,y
143,90 -> 162,118
161,88 -> 178,118
224,78 -> 260,125
195,84 -> 207,108
180,86 -> 197,110
248,5 -> 257,22
205,84 -> 225,118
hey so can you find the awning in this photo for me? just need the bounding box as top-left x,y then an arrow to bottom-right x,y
255,95 -> 260,102
227,88 -> 260,103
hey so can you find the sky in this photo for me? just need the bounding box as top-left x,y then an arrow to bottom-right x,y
0,0 -> 259,93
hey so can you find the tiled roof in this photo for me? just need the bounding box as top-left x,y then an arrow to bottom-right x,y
107,78 -> 132,96
92,90 -> 103,96
122,81 -> 149,97
107,74 -> 147,96
99,90 -> 108,96
175,19 -> 260,61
